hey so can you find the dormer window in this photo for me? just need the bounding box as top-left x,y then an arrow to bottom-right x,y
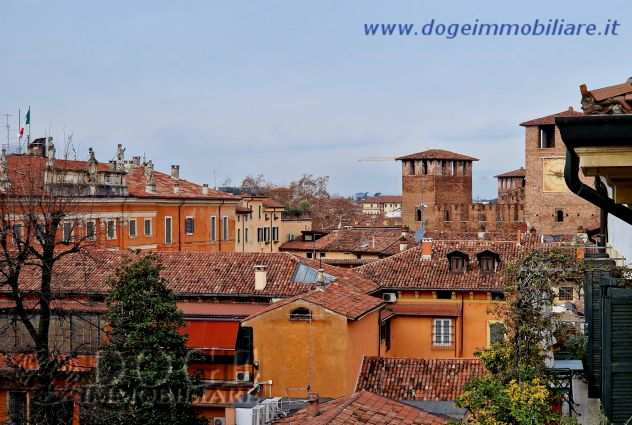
447,251 -> 469,273
289,307 -> 312,321
476,250 -> 500,274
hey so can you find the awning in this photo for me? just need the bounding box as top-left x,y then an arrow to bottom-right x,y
182,320 -> 240,352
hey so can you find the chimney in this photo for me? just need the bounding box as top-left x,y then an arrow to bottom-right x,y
171,165 -> 180,179
421,238 -> 432,260
516,230 -> 522,246
316,269 -> 325,285
132,156 -> 141,166
202,183 -> 209,195
306,393 -> 320,417
399,231 -> 408,252
254,265 -> 268,291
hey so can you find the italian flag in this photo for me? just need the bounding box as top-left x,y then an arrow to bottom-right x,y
19,108 -> 30,138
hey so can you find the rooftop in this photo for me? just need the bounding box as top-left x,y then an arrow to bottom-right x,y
363,195 -> 403,204
520,107 -> 583,127
273,390 -> 450,425
356,357 -> 485,401
495,167 -> 526,178
395,149 -> 478,162
5,251 -> 378,298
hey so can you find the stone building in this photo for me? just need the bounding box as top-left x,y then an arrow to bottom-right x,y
397,149 -> 524,234
520,108 -> 600,235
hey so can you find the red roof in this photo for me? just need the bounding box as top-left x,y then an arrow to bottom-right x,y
395,149 -> 478,161
4,250 -> 378,298
244,283 -> 384,321
495,167 -> 526,178
273,390 -> 450,425
520,108 -> 583,127
356,357 -> 485,401
355,240 -> 535,291
363,195 -> 402,204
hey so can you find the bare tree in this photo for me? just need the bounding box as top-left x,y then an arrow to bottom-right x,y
0,147 -> 97,424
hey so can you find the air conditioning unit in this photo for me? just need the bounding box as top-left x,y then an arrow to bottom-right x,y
213,418 -> 225,425
382,292 -> 397,303
236,371 -> 251,382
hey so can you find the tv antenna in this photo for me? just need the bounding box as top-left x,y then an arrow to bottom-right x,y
2,113 -> 12,150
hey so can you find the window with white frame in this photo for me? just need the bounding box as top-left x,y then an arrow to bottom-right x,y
185,217 -> 194,235
63,221 -> 73,243
106,220 -> 116,240
164,217 -> 172,244
86,221 -> 96,241
210,216 -> 217,241
144,218 -> 152,237
432,318 -> 453,346
222,216 -> 228,240
128,219 -> 137,238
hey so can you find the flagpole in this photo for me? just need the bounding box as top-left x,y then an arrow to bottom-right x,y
17,108 -> 21,153
27,105 -> 31,145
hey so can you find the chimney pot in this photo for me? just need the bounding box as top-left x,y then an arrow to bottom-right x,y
202,183 -> 209,195
307,393 -> 320,417
421,238 -> 432,260
171,164 -> 180,179
254,265 -> 268,291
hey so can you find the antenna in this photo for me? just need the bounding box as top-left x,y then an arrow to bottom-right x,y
2,113 -> 12,151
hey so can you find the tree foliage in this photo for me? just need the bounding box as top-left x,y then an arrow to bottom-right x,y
457,249 -> 583,425
82,255 -> 207,425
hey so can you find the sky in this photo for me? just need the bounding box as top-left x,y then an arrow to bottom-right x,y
1,0 -> 631,199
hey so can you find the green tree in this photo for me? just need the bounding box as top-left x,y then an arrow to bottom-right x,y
82,255 -> 207,425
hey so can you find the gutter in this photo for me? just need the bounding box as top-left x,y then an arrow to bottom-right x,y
557,115 -> 632,226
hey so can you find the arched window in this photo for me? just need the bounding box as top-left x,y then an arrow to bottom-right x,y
289,307 -> 312,321
416,208 -> 423,222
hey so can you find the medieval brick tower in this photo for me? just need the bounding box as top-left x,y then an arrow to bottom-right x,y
397,149 -> 478,231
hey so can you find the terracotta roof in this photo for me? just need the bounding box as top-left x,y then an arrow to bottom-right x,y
262,198 -> 285,209
395,149 -> 478,162
3,250 -> 378,298
363,195 -> 402,204
126,166 -> 236,200
520,108 -> 583,126
274,390 -> 450,425
356,357 -> 485,401
244,282 -> 384,321
280,228 -> 414,256
355,240 -> 532,291
495,167 -> 526,178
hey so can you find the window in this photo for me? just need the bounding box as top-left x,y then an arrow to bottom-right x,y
319,252 -> 326,258
491,292 -> 505,301
444,209 -> 451,222
556,209 -> 565,222
222,216 -> 229,240
9,391 -> 27,425
449,256 -> 467,273
12,224 -> 22,242
210,216 -> 217,241
272,226 -> 279,242
128,219 -> 137,238
432,318 -> 453,346
144,218 -> 152,237
237,228 -> 241,243
416,208 -> 422,222
63,221 -> 73,243
306,252 -> 313,259
165,217 -> 172,244
479,256 -> 496,273
258,206 -> 262,219
263,227 -> 269,242
106,220 -> 116,240
245,228 -> 249,242
185,217 -> 194,235
86,221 -> 96,241
436,290 -> 452,300
380,319 -> 391,351
489,321 -> 506,345
559,286 -> 574,301
289,307 -> 312,321
539,125 -> 555,148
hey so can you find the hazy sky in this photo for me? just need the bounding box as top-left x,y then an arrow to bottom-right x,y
1,1 -> 630,198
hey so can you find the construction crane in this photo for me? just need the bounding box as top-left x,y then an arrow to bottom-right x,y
357,156 -> 397,162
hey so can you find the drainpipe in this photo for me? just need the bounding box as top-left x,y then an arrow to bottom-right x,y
178,201 -> 184,252
564,148 -> 632,227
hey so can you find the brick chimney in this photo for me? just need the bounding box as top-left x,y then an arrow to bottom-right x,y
254,265 -> 268,291
202,183 -> 209,195
399,231 -> 408,252
306,393 -> 320,417
171,164 -> 180,179
421,238 -> 432,260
